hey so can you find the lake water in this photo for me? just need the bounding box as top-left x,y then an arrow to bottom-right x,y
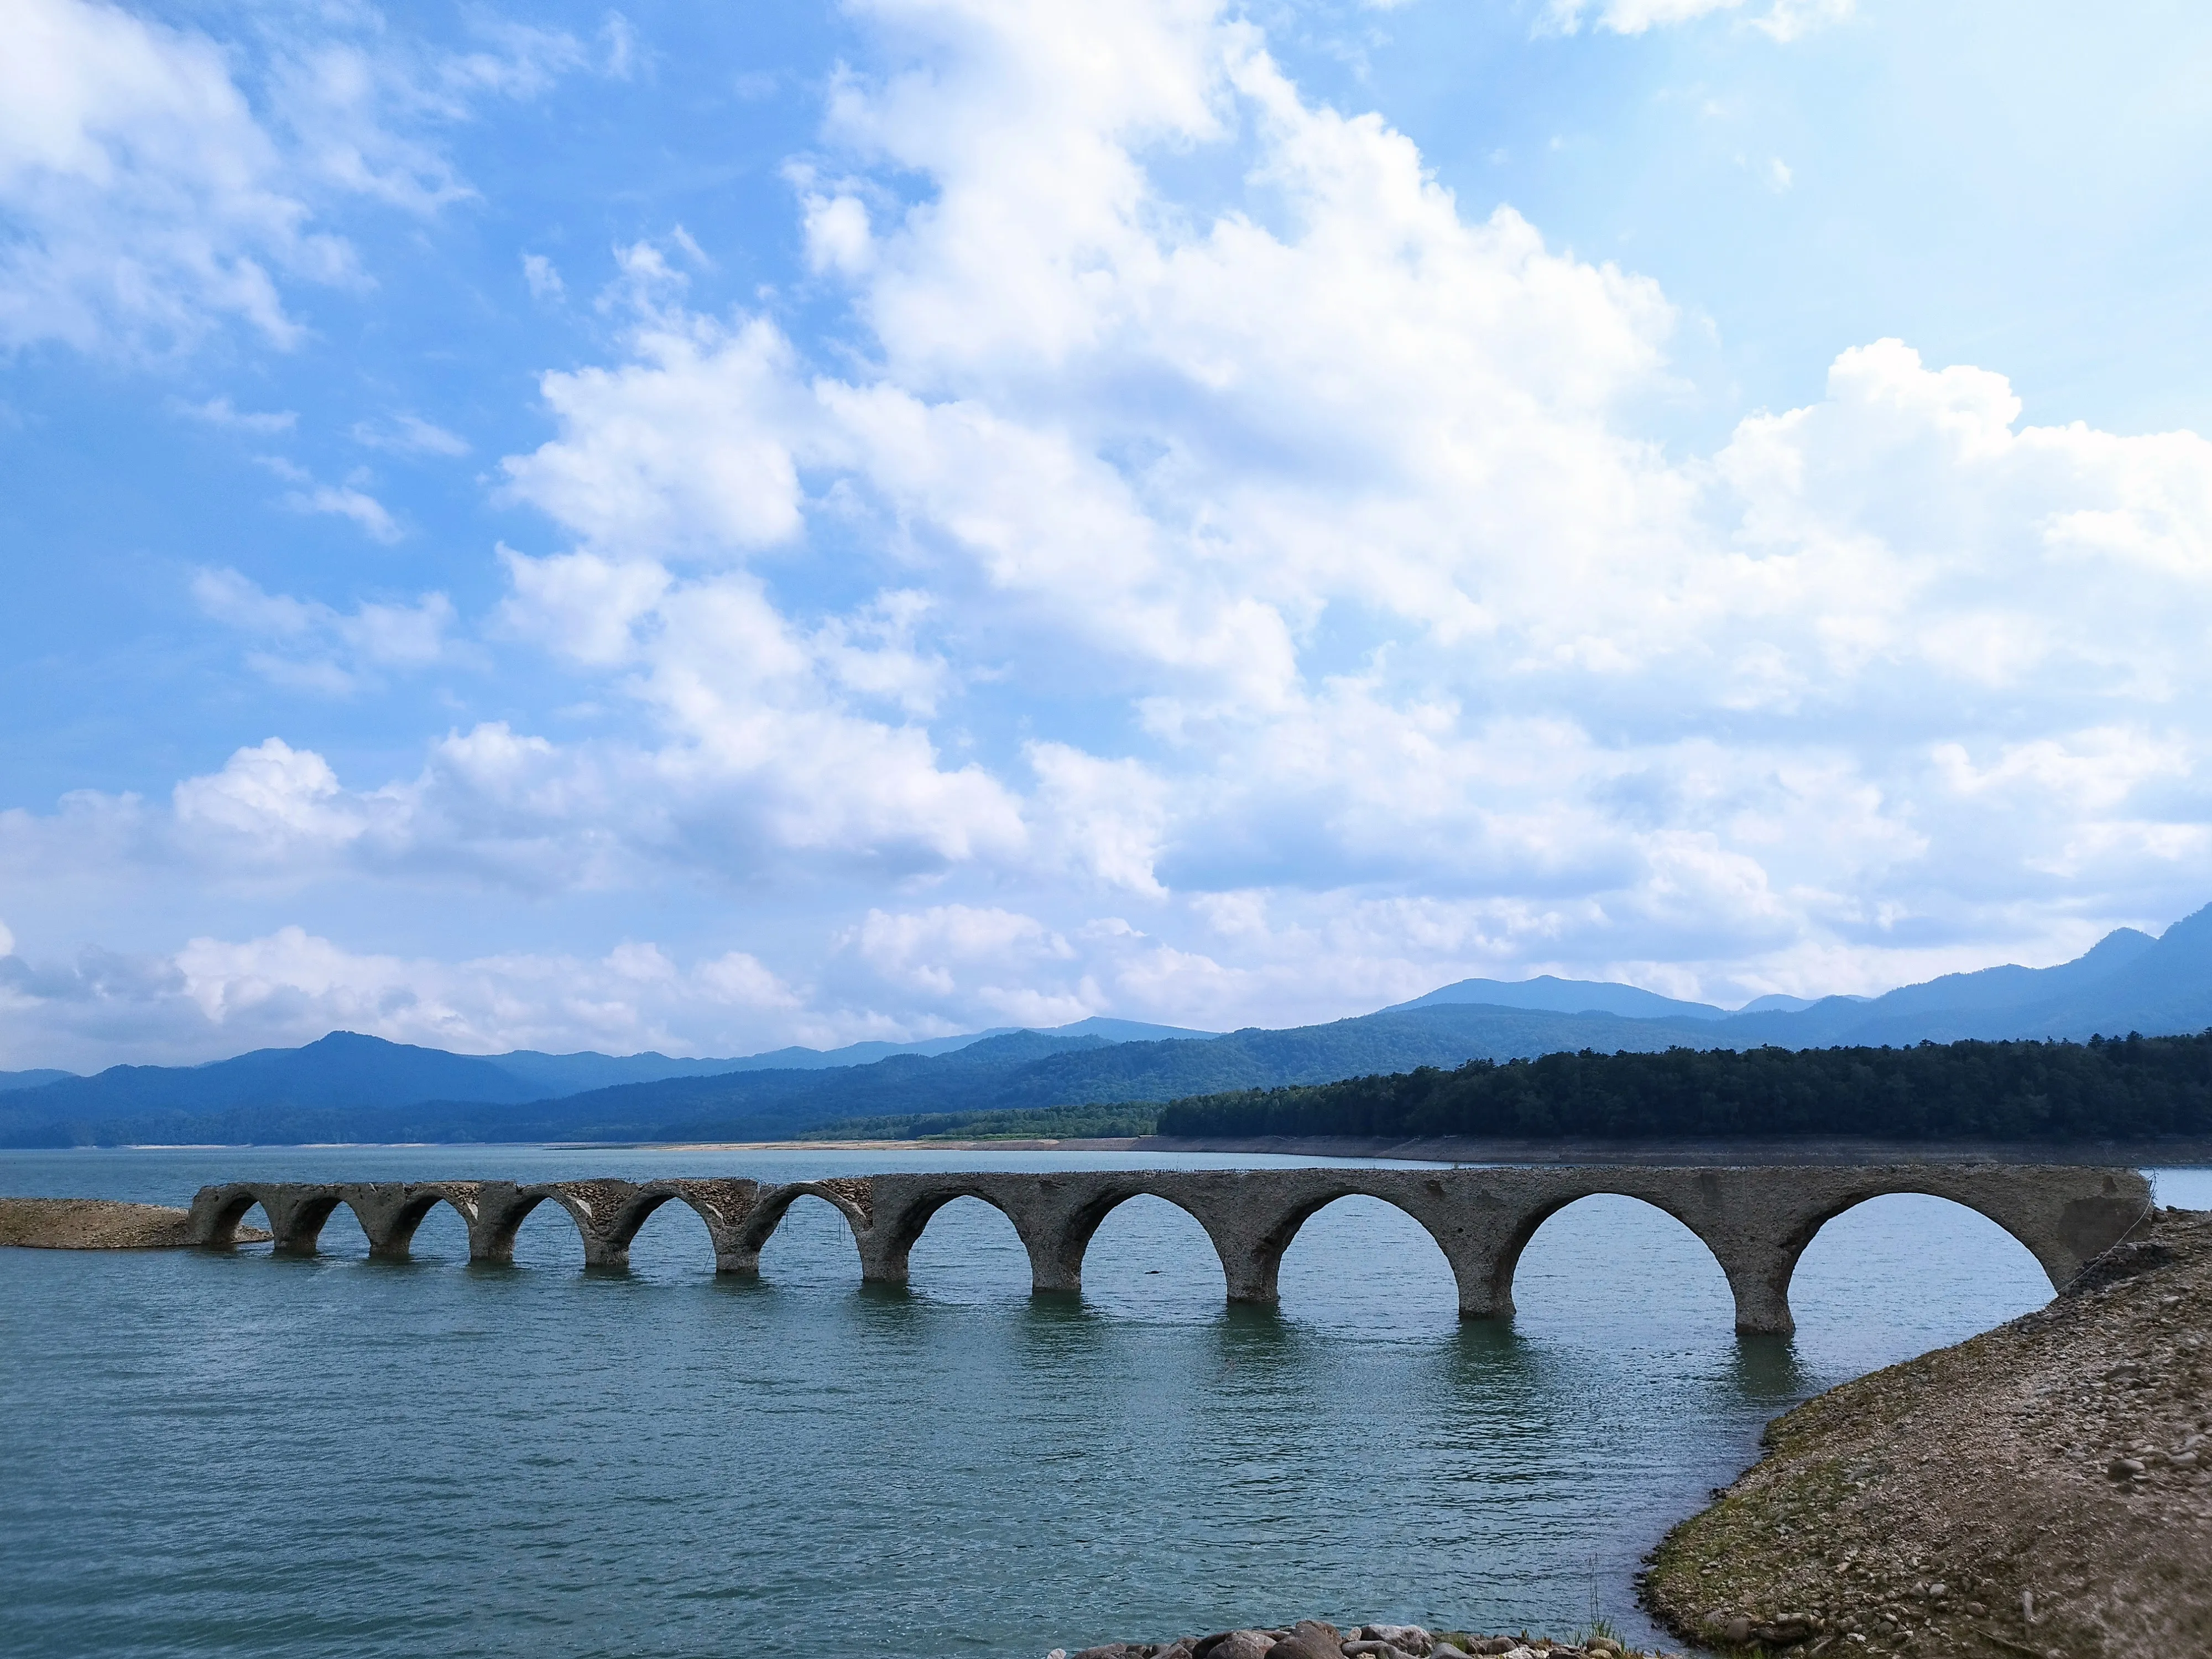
5,1147 -> 2207,1659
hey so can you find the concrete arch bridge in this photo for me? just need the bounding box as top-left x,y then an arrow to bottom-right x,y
187,1163 -> 2151,1335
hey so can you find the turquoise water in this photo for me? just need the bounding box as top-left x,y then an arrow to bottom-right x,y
4,1148 -> 2205,1658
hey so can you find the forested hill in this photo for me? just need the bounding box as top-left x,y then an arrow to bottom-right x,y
0,1001 -> 1721,1147
1153,1032 -> 2212,1143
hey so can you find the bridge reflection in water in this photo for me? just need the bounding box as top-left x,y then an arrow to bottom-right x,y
188,1163 -> 2150,1335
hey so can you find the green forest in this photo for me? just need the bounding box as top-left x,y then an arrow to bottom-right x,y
1150,1031 -> 2212,1142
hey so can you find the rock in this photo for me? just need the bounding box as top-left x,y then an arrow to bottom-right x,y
1583,1640 -> 1624,1656
2106,1455 -> 2146,1480
1266,1621 -> 1340,1659
1367,1627 -> 1430,1655
1200,1634 -> 1272,1659
1719,1615 -> 1754,1645
1072,1646 -> 1129,1659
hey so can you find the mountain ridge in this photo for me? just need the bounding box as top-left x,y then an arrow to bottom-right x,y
4,906 -> 2209,1147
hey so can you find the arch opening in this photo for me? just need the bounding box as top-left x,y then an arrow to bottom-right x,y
388,1193 -> 472,1263
503,1194 -> 588,1269
753,1192 -> 865,1286
312,1199 -> 372,1261
622,1194 -> 719,1281
902,1194 -> 1031,1302
212,1195 -> 275,1253
1274,1193 -> 1458,1331
1509,1193 -> 1734,1340
1788,1193 -> 2053,1376
1074,1192 -> 1225,1320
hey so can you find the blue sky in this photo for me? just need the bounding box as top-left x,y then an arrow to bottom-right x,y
4,0 -> 2211,1067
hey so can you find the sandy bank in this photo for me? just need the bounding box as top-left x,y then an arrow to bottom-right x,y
0,1197 -> 269,1249
1640,1208 -> 2211,1656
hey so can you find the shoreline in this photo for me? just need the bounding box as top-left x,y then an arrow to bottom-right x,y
1641,1208 -> 2211,1655
20,1134 -> 2212,1165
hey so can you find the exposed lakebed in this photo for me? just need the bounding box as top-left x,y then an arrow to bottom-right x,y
4,1146 -> 2206,1659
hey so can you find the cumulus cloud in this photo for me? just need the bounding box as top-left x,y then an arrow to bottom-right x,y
0,926 -> 810,1071
0,0 -> 601,355
8,0 -> 2212,1059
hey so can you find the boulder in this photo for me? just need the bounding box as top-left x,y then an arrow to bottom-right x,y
1198,1634 -> 1272,1659
1267,1622 -> 1341,1659
1367,1627 -> 1430,1654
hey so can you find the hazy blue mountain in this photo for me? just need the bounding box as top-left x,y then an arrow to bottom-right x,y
0,1014 -> 1224,1142
1718,922 -> 2168,1047
1734,993 -> 1832,1014
0,1068 -> 74,1093
7,907 -> 2210,1149
2006,906 -> 2212,1040
0,1032 -> 548,1130
1390,974 -> 1727,1021
0,1002 -> 1718,1146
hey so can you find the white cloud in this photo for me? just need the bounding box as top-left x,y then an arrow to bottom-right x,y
1541,0 -> 1852,38
0,1 -> 601,356
278,480 -> 403,541
352,411 -> 469,456
499,314 -> 807,555
8,0 -> 2212,1061
0,926 -> 812,1071
194,567 -> 458,692
522,251 -> 565,301
0,0 -> 341,351
170,395 -> 297,433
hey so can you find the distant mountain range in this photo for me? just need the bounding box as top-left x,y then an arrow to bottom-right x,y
3,904 -> 2209,1147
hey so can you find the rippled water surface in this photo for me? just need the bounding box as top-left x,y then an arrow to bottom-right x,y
4,1149 -> 2206,1658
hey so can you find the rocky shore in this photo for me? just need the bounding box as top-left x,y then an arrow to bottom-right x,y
1641,1207 -> 2211,1657
0,1197 -> 268,1249
1047,1621 -> 1675,1659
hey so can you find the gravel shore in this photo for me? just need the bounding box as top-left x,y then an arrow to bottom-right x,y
1048,1621 -> 1676,1659
0,1196 -> 268,1249
1640,1207 -> 2210,1656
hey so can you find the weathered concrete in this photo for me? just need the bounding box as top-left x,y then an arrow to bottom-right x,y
186,1163 -> 2153,1334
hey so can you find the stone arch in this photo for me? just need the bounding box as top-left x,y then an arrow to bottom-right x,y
607,1187 -> 724,1274
479,1187 -> 596,1266
1491,1188 -> 1735,1329
196,1183 -> 348,1256
192,1183 -> 272,1248
889,1191 -> 1039,1293
341,1186 -> 477,1261
1041,1183 -> 1248,1298
1063,1190 -> 1231,1306
735,1182 -> 871,1276
1761,1182 -> 2107,1345
1776,1177 -> 2124,1295
1268,1187 -> 1464,1316
1478,1186 -> 1734,1336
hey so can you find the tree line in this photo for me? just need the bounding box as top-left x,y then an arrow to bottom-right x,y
1151,1032 -> 2212,1142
